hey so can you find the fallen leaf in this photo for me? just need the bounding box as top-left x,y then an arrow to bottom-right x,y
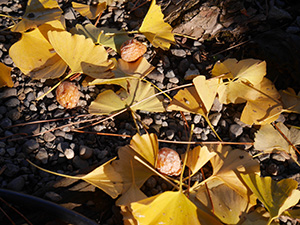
0,62 -> 13,88
280,88 -> 300,114
131,191 -> 221,225
9,21 -> 67,79
72,2 -> 106,19
138,0 -> 175,50
241,173 -> 300,223
89,78 -> 165,115
240,207 -> 278,225
48,30 -> 114,78
254,122 -> 300,162
11,0 -> 64,32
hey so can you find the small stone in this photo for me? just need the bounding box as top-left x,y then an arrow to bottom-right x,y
145,176 -> 157,188
24,139 -> 39,153
4,164 -> 20,177
64,148 -> 75,160
201,132 -> 208,140
48,103 -> 58,111
165,70 -> 176,78
266,163 -> 279,176
184,68 -> 200,80
72,156 -> 89,169
0,106 -> 7,115
44,132 -> 56,142
54,130 -> 65,137
53,109 -> 65,118
5,98 -> 20,107
208,113 -> 222,126
45,192 -> 62,202
79,145 -> 93,160
0,88 -> 17,98
26,92 -> 35,102
171,49 -> 186,58
57,142 -> 69,152
0,117 -> 12,128
193,127 -> 202,134
193,114 -> 202,124
269,5 -> 292,20
7,176 -> 25,191
166,130 -> 175,140
7,148 -> 16,157
147,70 -> 164,83
178,59 -> 190,74
272,153 -> 287,163
211,97 -> 223,112
169,77 -> 179,84
29,104 -> 37,111
19,124 -> 40,134
0,148 -> 5,156
3,55 -> 13,65
229,124 -> 243,139
36,148 -> 48,164
7,109 -> 21,121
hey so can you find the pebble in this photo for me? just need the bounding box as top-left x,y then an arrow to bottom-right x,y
72,156 -> 89,169
178,59 -> 190,73
7,109 -> 21,121
36,148 -> 48,164
184,68 -> 200,80
193,127 -> 202,134
145,176 -> 157,188
166,129 -> 175,140
147,70 -> 164,83
29,104 -> 37,111
24,139 -> 40,153
5,98 -> 20,107
4,164 -> 20,177
0,88 -> 17,99
193,114 -> 202,124
0,148 -> 5,156
45,192 -> 62,202
44,132 -> 56,142
211,98 -> 223,112
64,148 -> 75,160
169,77 -> 179,84
271,153 -> 287,163
208,112 -> 222,126
7,148 -> 16,157
79,145 -> 93,160
165,70 -> 176,78
0,117 -> 12,128
171,49 -> 186,58
48,103 -> 58,111
7,176 -> 25,191
229,124 -> 243,139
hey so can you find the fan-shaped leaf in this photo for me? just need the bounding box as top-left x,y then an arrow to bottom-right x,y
139,0 -> 175,50
280,88 -> 300,114
0,63 -> 13,88
11,0 -> 64,32
72,2 -> 106,19
48,30 -> 114,78
241,173 -> 300,223
9,21 -> 67,79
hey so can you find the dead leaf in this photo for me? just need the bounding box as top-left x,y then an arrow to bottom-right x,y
48,30 -> 114,78
9,21 -> 67,79
0,62 -> 13,88
11,0 -> 64,32
240,207 -> 278,225
138,0 -> 175,50
241,173 -> 300,224
72,2 -> 106,19
280,88 -> 300,114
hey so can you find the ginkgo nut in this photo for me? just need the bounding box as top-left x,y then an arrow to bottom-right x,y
56,81 -> 80,109
120,39 -> 147,62
156,147 -> 182,176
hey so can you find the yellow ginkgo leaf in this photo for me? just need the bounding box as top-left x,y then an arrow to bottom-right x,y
138,0 -> 175,50
72,2 -> 106,19
89,78 -> 165,115
112,146 -> 155,199
27,158 -> 123,199
240,78 -> 283,125
48,30 -> 114,78
9,21 -> 68,79
130,132 -> 159,167
240,207 -> 278,225
185,145 -> 216,177
131,191 -> 221,225
196,179 -> 251,224
0,62 -> 13,88
212,58 -> 267,104
11,0 -> 64,32
280,88 -> 300,114
254,122 -> 300,162
241,173 -> 300,224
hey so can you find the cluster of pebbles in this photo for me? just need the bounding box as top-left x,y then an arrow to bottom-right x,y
0,0 -> 300,224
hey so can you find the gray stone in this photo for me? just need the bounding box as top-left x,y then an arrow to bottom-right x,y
29,104 -> 37,111
7,148 -> 16,157
57,142 -> 69,152
193,114 -> 202,124
193,127 -> 202,134
166,129 -> 175,140
178,59 -> 190,73
0,148 -> 5,156
79,145 -> 93,160
145,176 -> 157,188
229,124 -> 243,139
54,130 -> 65,137
3,55 -> 13,65
4,164 -> 20,177
19,124 -> 40,134
36,148 -> 48,164
72,156 -> 89,169
24,139 -> 39,153
171,49 -> 186,58
269,5 -> 292,20
44,132 -> 56,142
147,70 -> 164,83
211,97 -> 223,112
0,88 -> 17,99
5,98 -> 20,107
7,109 -> 21,121
201,132 -> 208,140
45,192 -> 62,202
272,153 -> 287,162
208,113 -> 222,126
169,77 -> 179,84
48,103 -> 58,111
26,92 -> 35,102
165,70 -> 176,78
0,106 -> 7,115
0,117 -> 12,128
7,176 -> 25,191
184,68 -> 200,80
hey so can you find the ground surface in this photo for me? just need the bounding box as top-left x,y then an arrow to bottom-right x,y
0,0 -> 300,224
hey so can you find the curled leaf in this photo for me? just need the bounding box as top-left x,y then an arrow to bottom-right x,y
0,62 -> 13,88
72,2 -> 106,19
280,88 -> 300,114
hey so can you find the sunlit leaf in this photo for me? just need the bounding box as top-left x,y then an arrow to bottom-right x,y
11,0 -> 64,32
241,173 -> 300,223
112,146 -> 155,200
196,179 -> 250,224
185,145 -> 216,177
131,191 -> 221,225
74,24 -> 130,52
72,2 -> 106,19
130,133 -> 159,167
212,58 -> 266,104
138,0 -> 175,50
280,88 -> 300,114
240,78 -> 283,125
9,21 -> 67,79
48,30 -> 114,78
0,62 -> 13,88
27,158 -> 122,199
89,78 -> 165,115
254,122 -> 300,162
